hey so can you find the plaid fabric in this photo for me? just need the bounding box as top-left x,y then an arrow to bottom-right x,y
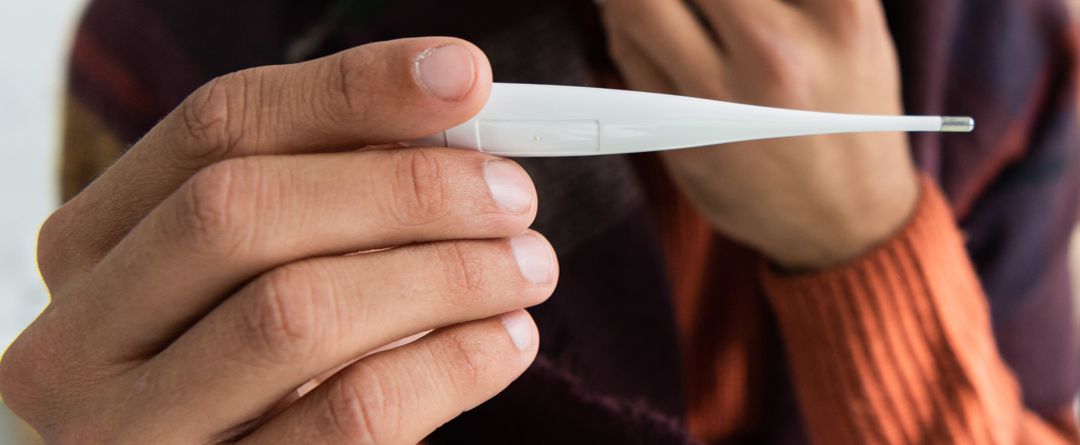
63,0 -> 1080,443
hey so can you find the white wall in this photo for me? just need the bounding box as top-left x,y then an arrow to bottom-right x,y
0,1 -> 85,345
0,0 -> 86,441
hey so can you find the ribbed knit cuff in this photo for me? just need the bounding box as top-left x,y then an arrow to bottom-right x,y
761,175 -> 1023,444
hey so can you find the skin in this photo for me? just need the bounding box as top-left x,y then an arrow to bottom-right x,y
1,1 -> 917,442
0,37 -> 559,444
601,0 -> 919,270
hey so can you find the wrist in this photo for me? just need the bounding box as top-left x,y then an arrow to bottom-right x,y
760,171 -> 921,272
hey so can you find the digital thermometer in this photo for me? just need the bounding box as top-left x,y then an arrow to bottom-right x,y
409,83 -> 973,157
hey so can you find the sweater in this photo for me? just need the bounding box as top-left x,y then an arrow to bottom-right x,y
60,0 -> 1080,443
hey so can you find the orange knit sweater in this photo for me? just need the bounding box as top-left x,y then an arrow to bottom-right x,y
663,174 -> 1080,444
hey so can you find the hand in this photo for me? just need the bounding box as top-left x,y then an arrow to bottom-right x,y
601,0 -> 919,269
0,38 -> 559,444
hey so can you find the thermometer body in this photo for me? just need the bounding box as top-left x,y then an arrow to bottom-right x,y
410,83 -> 973,157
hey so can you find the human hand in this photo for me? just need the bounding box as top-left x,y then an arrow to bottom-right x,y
601,0 -> 919,269
0,37 -> 558,444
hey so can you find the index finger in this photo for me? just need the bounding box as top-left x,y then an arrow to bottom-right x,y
46,37 -> 491,275
601,0 -> 726,98
687,0 -> 797,60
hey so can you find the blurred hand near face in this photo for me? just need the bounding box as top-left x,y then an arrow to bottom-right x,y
601,0 -> 918,269
0,38 -> 558,444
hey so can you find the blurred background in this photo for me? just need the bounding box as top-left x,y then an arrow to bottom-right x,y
1,0 -> 1079,442
0,0 -> 86,440
0,0 -> 82,348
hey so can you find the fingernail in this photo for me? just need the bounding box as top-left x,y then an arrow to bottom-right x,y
509,233 -> 554,284
500,310 -> 535,351
484,160 -> 533,213
415,44 -> 476,101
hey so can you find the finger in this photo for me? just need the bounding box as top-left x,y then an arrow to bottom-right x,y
606,29 -> 677,94
53,149 -> 537,360
135,229 -> 552,442
687,0 -> 797,59
237,310 -> 537,445
601,0 -> 726,98
228,329 -> 429,437
41,36 -> 492,281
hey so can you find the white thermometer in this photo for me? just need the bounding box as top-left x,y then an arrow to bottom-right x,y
409,83 -> 973,157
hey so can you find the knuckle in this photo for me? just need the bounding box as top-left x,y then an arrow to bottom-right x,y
0,316 -> 119,443
827,1 -> 872,26
48,413 -> 115,445
322,49 -> 379,123
177,70 -> 254,164
0,327 -> 60,423
431,330 -> 485,390
241,263 -> 326,364
47,427 -> 98,445
323,364 -> 399,445
174,159 -> 262,258
384,150 -> 451,227
0,339 -> 33,414
35,212 -> 71,284
752,50 -> 814,103
434,241 -> 487,308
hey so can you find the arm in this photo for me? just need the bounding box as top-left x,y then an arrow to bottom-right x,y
762,175 -> 1079,444
600,0 -> 1079,442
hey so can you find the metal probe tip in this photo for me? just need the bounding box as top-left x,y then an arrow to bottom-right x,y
941,116 -> 975,132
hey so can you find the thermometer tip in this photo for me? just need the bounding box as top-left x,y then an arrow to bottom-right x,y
941,116 -> 975,132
